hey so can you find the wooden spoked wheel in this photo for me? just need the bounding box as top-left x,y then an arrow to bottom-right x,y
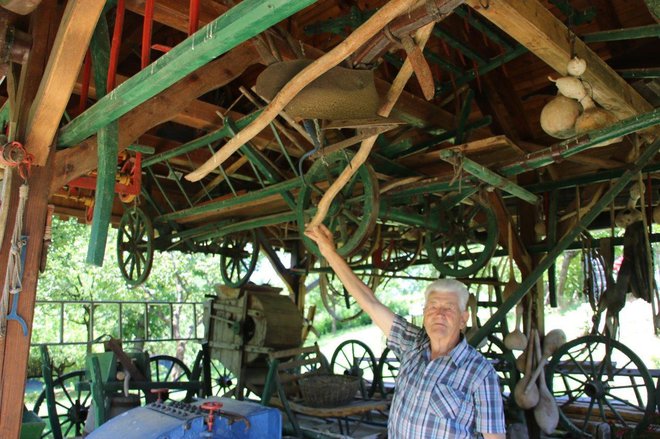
546,335 -> 657,437
478,336 -> 520,414
208,358 -> 237,398
425,198 -> 498,277
373,225 -> 422,272
149,355 -> 193,401
375,347 -> 400,398
318,261 -> 380,323
330,339 -> 378,397
297,151 -> 379,258
219,230 -> 259,288
33,370 -> 90,438
117,206 -> 154,287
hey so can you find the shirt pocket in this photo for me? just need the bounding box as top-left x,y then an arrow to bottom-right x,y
429,383 -> 465,419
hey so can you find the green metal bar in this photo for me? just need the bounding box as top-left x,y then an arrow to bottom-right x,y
453,6 -> 513,50
86,121 -> 117,266
469,138 -> 660,347
146,167 -> 177,213
226,119 -> 298,209
142,110 -> 261,167
498,109 -> 660,177
156,178 -> 300,223
526,161 -> 660,193
582,24 -> 660,43
57,0 -> 316,147
165,161 -> 194,207
454,88 -> 474,145
439,150 -> 540,204
437,45 -> 527,95
433,27 -> 487,65
127,144 -> 155,154
616,68 -> 660,79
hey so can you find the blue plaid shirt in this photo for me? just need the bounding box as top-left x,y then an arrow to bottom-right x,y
387,315 -> 506,438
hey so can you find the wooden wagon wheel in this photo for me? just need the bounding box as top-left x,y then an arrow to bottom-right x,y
375,347 -> 400,398
478,335 -> 520,415
33,370 -> 90,438
208,358 -> 238,398
424,197 -> 498,277
546,335 -> 657,437
297,151 -> 379,258
220,230 -> 259,288
117,206 -> 154,287
318,260 -> 380,323
330,339 -> 378,397
373,224 -> 422,272
149,355 -> 192,402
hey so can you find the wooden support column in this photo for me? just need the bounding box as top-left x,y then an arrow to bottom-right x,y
0,158 -> 54,437
24,0 -> 106,165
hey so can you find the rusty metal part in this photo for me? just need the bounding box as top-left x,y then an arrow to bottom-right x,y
0,13 -> 32,76
216,408 -> 251,430
352,0 -> 465,66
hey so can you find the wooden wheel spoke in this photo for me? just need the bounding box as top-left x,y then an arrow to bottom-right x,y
603,391 -> 645,412
581,396 -> 596,432
602,397 -> 630,425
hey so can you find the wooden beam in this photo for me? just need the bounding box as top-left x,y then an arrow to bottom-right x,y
57,0 -> 318,148
50,42 -> 262,194
24,0 -> 105,165
466,0 -> 654,121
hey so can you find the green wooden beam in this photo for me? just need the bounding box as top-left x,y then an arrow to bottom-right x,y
142,110 -> 261,168
86,13 -> 115,267
156,178 -> 300,223
0,100 -> 9,130
582,24 -> 660,43
439,150 -> 540,204
454,88 -> 474,145
616,68 -> 660,79
57,0 -> 317,147
469,138 -> 660,347
498,108 -> 660,177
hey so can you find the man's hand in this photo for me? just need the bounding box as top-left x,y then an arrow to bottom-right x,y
304,224 -> 336,256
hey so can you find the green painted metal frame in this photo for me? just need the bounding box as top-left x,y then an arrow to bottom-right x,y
439,150 -> 540,204
469,138 -> 660,347
57,0 -> 317,147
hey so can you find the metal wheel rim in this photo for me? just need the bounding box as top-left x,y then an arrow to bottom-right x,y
318,261 -> 379,323
297,151 -> 379,258
546,335 -> 656,437
425,198 -> 498,277
33,370 -> 90,438
117,207 -> 154,287
149,355 -> 192,402
375,347 -> 400,398
220,230 -> 259,288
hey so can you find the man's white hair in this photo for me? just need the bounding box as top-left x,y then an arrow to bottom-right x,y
424,279 -> 469,311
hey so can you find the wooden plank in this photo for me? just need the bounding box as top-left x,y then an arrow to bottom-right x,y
57,0 -> 318,148
466,0 -> 654,121
24,0 -> 105,165
50,42 -> 262,195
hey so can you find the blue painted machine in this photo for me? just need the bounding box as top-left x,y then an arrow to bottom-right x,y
87,397 -> 281,439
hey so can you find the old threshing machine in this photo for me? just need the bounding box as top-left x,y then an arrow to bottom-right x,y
203,284 -> 304,398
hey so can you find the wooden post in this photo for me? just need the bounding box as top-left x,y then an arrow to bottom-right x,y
0,157 -> 54,437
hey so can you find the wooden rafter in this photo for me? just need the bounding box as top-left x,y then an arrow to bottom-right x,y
466,0 -> 654,121
24,0 -> 106,165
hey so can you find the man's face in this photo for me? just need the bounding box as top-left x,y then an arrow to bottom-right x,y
423,291 -> 469,343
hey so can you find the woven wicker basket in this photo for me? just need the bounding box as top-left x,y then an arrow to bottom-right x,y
298,374 -> 361,408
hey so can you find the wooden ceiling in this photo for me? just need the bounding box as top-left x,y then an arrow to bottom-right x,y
1,0 -> 658,252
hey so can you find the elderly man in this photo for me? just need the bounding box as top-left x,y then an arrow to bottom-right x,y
305,224 -> 506,439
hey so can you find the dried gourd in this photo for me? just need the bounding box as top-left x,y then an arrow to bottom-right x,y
540,95 -> 581,139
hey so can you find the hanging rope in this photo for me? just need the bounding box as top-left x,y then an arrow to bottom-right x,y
0,183 -> 29,337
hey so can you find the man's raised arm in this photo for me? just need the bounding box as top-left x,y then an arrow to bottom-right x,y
305,224 -> 395,337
